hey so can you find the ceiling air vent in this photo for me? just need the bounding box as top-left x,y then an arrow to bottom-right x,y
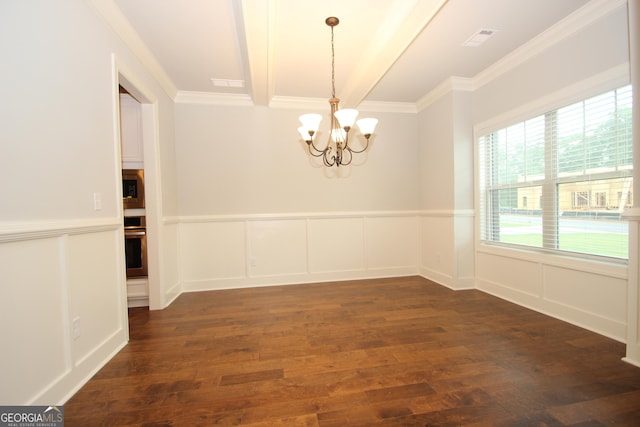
211,79 -> 245,88
462,28 -> 499,47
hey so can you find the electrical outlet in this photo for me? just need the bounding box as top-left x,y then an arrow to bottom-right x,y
72,317 -> 81,340
249,257 -> 257,268
93,192 -> 102,211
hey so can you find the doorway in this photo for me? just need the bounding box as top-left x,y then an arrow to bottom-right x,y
119,86 -> 148,308
116,72 -> 161,313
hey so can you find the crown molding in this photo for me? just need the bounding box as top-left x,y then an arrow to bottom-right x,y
90,0 -> 177,100
473,0 -> 627,91
173,92 -> 417,113
174,91 -> 254,106
269,96 -> 417,114
416,77 -> 474,112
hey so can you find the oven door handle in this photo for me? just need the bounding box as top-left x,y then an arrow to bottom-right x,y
125,231 -> 146,236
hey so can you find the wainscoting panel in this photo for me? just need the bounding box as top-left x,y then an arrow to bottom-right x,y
420,215 -> 455,286
160,222 -> 181,307
179,221 -> 247,284
179,212 -> 420,291
67,231 -> 125,367
365,216 -> 419,271
476,246 -> 628,342
0,219 -> 126,405
247,219 -> 307,278
0,237 -> 68,404
542,264 -> 627,338
419,211 -> 477,290
307,217 -> 365,274
476,251 -> 542,299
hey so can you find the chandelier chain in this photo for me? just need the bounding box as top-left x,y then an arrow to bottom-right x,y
330,25 -> 336,99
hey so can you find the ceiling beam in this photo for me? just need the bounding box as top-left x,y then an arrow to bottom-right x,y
235,0 -> 275,106
339,0 -> 448,108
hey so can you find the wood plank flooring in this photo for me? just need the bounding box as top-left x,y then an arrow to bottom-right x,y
65,276 -> 640,426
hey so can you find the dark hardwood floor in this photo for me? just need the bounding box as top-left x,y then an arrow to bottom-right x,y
65,276 -> 640,426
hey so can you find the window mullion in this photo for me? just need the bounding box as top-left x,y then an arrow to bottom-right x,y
543,111 -> 558,249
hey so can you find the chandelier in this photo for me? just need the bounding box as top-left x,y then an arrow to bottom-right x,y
297,17 -> 378,167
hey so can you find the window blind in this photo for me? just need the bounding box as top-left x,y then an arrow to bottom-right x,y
479,85 -> 633,259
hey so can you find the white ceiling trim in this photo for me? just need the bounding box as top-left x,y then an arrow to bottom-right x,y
416,77 -> 474,112
90,0 -> 177,99
269,96 -> 416,114
473,0 -> 627,91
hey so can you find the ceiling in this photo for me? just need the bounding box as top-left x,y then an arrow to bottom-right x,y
105,0 -> 592,108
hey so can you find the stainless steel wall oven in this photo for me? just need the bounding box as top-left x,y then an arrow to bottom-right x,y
124,216 -> 147,278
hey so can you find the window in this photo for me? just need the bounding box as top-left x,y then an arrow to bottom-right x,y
572,191 -> 590,208
595,191 -> 607,208
479,85 -> 632,259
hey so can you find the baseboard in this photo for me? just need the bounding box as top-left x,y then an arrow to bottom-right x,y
622,356 -> 640,368
35,329 -> 128,405
418,266 -> 453,289
181,268 -> 419,293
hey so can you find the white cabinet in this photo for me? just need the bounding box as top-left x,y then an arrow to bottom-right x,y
120,93 -> 144,169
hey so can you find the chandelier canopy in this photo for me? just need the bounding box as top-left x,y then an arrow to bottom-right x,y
297,17 -> 378,168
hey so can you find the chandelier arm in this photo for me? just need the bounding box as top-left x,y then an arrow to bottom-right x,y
342,129 -> 350,149
344,137 -> 370,154
341,146 -> 353,166
307,140 -> 328,157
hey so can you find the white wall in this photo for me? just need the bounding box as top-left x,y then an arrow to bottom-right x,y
471,2 -> 630,341
418,88 -> 475,290
173,103 -> 421,289
0,0 -> 179,404
174,105 -> 420,215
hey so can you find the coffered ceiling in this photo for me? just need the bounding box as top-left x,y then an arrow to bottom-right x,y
96,0 -> 593,108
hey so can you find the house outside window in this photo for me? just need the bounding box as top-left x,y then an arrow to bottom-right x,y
478,85 -> 633,259
572,191 -> 590,208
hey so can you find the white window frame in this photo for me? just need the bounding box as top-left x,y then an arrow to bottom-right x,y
474,71 -> 631,264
